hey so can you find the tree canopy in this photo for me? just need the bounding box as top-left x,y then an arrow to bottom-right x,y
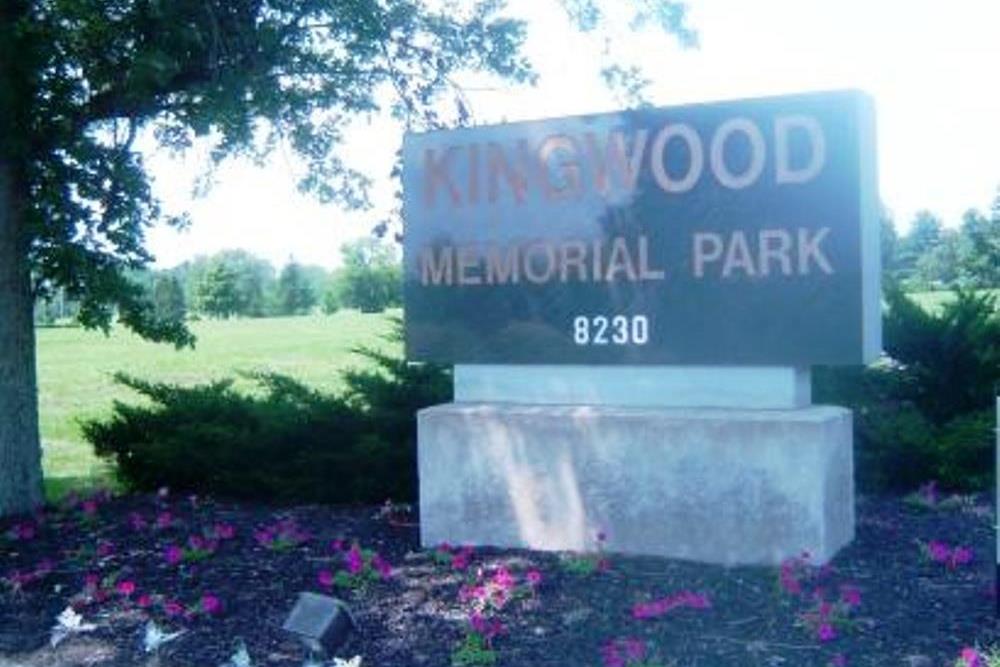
8,0 -> 695,339
0,0 -> 697,514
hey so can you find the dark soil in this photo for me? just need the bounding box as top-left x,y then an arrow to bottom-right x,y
0,490 -> 997,667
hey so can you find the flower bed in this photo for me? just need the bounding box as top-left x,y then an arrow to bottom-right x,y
0,490 -> 997,667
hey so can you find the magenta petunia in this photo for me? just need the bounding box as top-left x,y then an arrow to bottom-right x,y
959,647 -> 984,667
817,622 -> 837,642
318,569 -> 334,588
372,553 -> 393,579
927,540 -> 952,563
164,545 -> 184,565
163,600 -> 184,617
492,566 -> 515,591
201,593 -> 223,615
214,523 -> 236,540
127,512 -> 147,531
621,638 -> 646,661
345,544 -> 364,575
951,546 -> 974,567
137,594 -> 152,608
116,580 -> 136,596
526,569 -> 543,586
8,522 -> 36,540
839,584 -> 862,608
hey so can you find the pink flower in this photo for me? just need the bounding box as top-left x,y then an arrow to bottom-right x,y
372,553 -> 392,579
492,566 -> 515,591
632,591 -> 710,619
330,538 -> 345,552
451,552 -> 470,571
927,540 -> 952,563
951,546 -> 974,568
469,611 -> 487,634
163,600 -> 184,617
345,544 -> 364,575
526,569 -> 543,586
201,594 -> 223,615
620,638 -> 646,662
839,584 -> 862,608
137,594 -> 152,608
214,523 -> 236,540
817,622 -> 837,642
164,545 -> 184,565
958,647 -> 984,667
116,580 -> 136,596
459,584 -> 485,604
318,569 -> 334,588
600,641 -> 626,667
8,522 -> 36,540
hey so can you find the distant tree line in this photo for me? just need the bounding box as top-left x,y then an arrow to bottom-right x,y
883,186 -> 1000,290
34,237 -> 403,326
36,187 -> 1000,327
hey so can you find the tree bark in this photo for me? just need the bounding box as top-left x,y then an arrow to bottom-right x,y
0,3 -> 44,516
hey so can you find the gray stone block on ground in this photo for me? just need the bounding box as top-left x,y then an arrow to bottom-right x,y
418,402 -> 854,566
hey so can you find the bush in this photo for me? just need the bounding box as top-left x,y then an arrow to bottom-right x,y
815,286 -> 999,492
83,325 -> 452,504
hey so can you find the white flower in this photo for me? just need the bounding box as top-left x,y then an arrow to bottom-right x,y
333,657 -> 362,667
143,620 -> 185,654
221,639 -> 252,667
50,607 -> 97,647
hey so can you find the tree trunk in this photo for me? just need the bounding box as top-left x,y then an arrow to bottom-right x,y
0,2 -> 44,517
0,162 -> 43,517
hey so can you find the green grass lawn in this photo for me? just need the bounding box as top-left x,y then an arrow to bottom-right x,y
907,288 -> 1000,313
36,310 -> 398,498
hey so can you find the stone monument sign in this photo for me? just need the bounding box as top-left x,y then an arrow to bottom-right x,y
403,90 -> 880,565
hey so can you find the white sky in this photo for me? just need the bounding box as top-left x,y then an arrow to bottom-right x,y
145,0 -> 1000,270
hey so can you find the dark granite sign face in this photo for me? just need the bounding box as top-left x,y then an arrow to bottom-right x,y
402,90 -> 881,365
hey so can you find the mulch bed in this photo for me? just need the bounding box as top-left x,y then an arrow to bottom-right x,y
0,489 -> 997,667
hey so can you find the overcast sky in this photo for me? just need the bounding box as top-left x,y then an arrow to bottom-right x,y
144,0 -> 1000,270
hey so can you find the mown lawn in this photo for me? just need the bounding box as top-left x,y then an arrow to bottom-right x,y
36,311 -> 399,498
908,288 -> 1000,313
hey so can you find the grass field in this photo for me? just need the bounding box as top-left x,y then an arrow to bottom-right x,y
37,311 -> 398,498
908,288 -> 1000,312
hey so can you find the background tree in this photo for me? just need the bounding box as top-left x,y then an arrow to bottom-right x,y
339,238 -> 402,313
958,200 -> 1000,288
915,228 -> 963,288
0,0 -> 695,515
895,210 -> 944,284
275,261 -> 317,316
151,275 -> 187,325
196,260 -> 243,319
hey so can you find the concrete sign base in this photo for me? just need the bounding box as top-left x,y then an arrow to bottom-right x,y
418,402 -> 854,566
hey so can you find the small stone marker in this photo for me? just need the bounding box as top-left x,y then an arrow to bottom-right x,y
282,592 -> 355,655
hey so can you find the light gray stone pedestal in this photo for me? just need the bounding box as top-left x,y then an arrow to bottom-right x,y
418,401 -> 854,566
